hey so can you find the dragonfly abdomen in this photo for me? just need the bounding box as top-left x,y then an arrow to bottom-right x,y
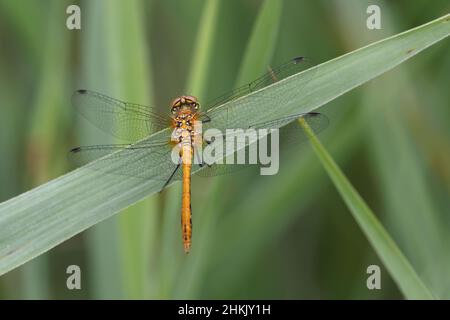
181,141 -> 193,253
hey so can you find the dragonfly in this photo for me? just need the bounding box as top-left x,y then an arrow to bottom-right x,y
69,56 -> 329,253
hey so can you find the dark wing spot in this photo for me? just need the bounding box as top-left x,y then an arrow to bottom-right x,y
293,56 -> 305,64
77,89 -> 87,94
70,147 -> 81,153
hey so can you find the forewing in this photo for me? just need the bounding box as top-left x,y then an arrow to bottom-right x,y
203,57 -> 318,131
72,90 -> 171,142
204,57 -> 312,111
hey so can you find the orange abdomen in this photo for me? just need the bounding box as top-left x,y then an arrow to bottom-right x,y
181,143 -> 193,253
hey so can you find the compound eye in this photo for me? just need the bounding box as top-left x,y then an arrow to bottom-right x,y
171,107 -> 177,114
194,103 -> 199,109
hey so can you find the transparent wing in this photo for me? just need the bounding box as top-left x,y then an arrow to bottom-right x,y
202,56 -> 318,132
68,136 -> 191,181
252,111 -> 328,143
72,90 -> 172,142
194,112 -> 328,178
69,56 -> 323,182
69,113 -> 327,181
204,56 -> 311,110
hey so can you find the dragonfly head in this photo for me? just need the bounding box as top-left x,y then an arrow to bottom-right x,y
170,95 -> 199,115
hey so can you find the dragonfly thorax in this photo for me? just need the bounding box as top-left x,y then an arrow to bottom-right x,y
171,112 -> 198,144
173,112 -> 196,129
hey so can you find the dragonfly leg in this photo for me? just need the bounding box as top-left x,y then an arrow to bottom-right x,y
201,139 -> 213,167
195,147 -> 205,168
160,161 -> 181,192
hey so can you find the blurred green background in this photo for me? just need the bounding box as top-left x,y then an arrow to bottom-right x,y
0,0 -> 449,299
